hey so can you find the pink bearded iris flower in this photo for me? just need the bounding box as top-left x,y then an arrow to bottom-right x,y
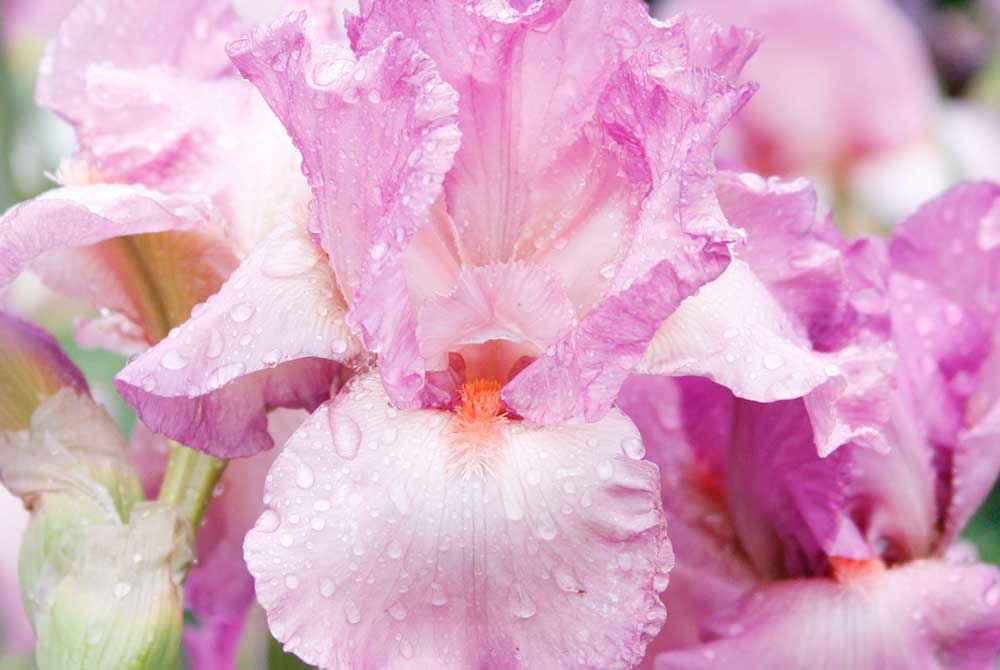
619,181 -> 1000,669
108,0 -> 775,667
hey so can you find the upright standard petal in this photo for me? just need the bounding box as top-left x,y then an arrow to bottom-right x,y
245,371 -> 671,670
501,14 -> 756,424
229,13 -> 461,407
116,225 -> 360,458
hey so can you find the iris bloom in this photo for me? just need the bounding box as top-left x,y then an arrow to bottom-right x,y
620,181 -> 1000,669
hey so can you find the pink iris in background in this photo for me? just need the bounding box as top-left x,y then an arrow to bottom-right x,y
109,0 -> 780,665
660,0 -> 937,180
620,181 -> 1000,669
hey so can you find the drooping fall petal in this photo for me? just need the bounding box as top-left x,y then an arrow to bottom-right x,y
245,371 -> 672,670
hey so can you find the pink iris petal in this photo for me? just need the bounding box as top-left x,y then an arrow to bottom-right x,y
116,225 -> 359,458
664,0 -> 935,175
229,13 -> 462,408
37,0 -> 239,121
0,185 -> 213,292
245,371 -> 672,669
639,172 -> 894,456
888,182 -> 1000,545
655,560 -> 1000,670
500,18 -> 756,423
39,0 -> 313,255
415,262 -> 575,378
617,375 -> 755,653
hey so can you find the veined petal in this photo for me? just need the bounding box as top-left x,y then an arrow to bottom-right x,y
229,13 -> 461,407
618,376 -> 755,652
637,259 -> 838,401
350,0 -> 651,265
245,371 -> 672,670
415,262 -> 575,377
655,559 -> 1000,670
502,15 -> 755,424
116,225 -> 359,458
0,310 -> 87,430
0,185 -> 212,291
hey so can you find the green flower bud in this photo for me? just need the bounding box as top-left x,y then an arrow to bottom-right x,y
30,501 -> 194,670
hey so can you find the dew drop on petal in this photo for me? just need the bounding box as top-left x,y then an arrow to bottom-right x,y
345,600 -> 361,624
330,413 -> 361,460
319,578 -> 335,598
160,350 -> 188,370
256,509 -> 280,533
508,582 -> 537,619
229,302 -> 255,323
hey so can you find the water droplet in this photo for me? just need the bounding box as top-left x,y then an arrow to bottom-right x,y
429,582 -> 447,606
256,509 -> 280,533
285,574 -> 300,590
387,539 -> 403,559
762,354 -> 784,370
508,582 -> 537,619
319,578 -> 335,598
554,565 -> 582,593
399,639 -> 413,658
330,413 -> 361,460
388,602 -> 408,621
229,302 -> 255,323
279,533 -> 294,548
620,437 -> 644,459
206,328 -> 224,359
313,499 -> 331,512
345,600 -> 361,624
536,512 -> 558,541
597,460 -> 614,480
263,348 -> 282,367
295,463 -> 315,489
370,242 -> 388,260
160,350 -> 188,370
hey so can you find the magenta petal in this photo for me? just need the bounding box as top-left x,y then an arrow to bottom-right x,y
618,375 -> 755,652
115,225 -> 359,458
229,13 -> 461,407
245,371 -> 672,669
656,560 -> 1000,670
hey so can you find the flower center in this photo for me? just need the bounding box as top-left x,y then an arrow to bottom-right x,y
448,378 -> 508,477
829,556 -> 886,584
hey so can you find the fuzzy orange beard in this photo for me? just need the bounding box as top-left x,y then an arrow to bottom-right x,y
448,378 -> 508,478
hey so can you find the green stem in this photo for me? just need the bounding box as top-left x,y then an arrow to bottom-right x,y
157,444 -> 228,533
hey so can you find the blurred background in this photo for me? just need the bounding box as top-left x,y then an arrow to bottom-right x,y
1,0 -> 1000,668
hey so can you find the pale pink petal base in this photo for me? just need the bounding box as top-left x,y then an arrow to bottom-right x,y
245,371 -> 671,670
655,559 -> 1000,670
